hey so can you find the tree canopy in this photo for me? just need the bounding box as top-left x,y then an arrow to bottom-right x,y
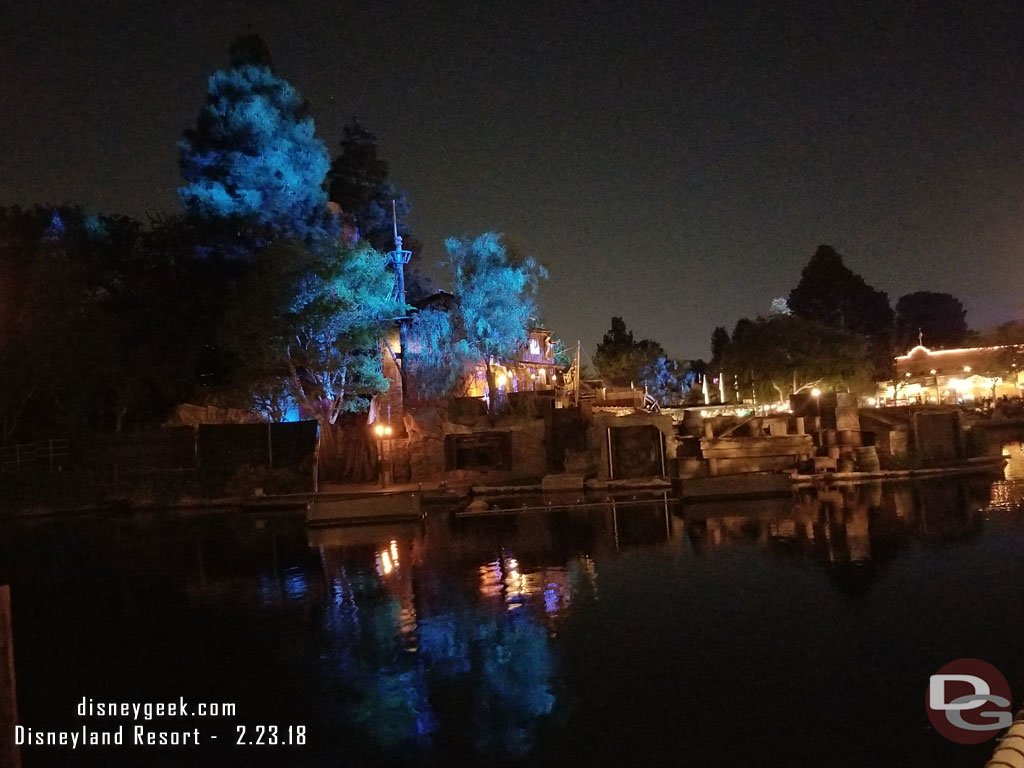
720,314 -> 872,404
444,233 -> 546,411
327,118 -> 408,251
0,206 -> 203,440
788,245 -> 893,339
709,325 -> 731,369
178,33 -> 334,251
593,317 -> 694,403
326,118 -> 432,299
894,291 -> 968,352
218,240 -> 403,425
594,317 -> 664,387
788,244 -> 894,378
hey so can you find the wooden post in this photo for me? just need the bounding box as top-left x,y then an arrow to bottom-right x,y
0,585 -> 21,768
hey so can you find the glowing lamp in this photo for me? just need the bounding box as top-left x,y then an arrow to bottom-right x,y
964,366 -> 971,373
384,425 -> 392,436
930,369 -> 937,375
497,373 -> 507,387
374,424 -> 385,437
811,388 -> 821,398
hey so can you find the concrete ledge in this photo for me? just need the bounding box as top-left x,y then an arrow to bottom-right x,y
542,474 -> 584,491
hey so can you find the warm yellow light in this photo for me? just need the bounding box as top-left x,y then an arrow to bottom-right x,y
497,373 -> 507,387
947,378 -> 972,394
381,551 -> 393,574
963,366 -> 971,373
930,369 -> 937,375
811,388 -> 821,398
905,372 -> 912,377
374,424 -> 385,436
867,397 -> 877,406
384,425 -> 392,436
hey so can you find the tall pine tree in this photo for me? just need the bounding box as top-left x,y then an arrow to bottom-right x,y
326,118 -> 408,251
326,118 -> 432,298
178,33 -> 335,253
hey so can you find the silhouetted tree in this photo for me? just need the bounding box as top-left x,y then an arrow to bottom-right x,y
789,245 -> 893,336
709,326 -> 731,368
894,291 -> 968,351
720,314 -> 872,404
327,118 -> 407,249
0,207 -> 201,439
972,320 -> 1024,346
326,118 -> 431,299
788,245 -> 894,378
594,317 -> 660,386
593,317 -> 684,401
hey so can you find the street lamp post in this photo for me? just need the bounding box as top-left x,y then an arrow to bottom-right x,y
811,387 -> 822,448
373,423 -> 393,488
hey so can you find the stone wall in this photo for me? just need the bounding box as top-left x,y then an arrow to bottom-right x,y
404,405 -> 548,484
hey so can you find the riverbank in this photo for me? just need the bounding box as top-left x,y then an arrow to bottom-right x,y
0,455 -> 1010,518
792,455 -> 1007,486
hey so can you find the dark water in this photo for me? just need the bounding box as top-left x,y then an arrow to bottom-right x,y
4,473 -> 1024,767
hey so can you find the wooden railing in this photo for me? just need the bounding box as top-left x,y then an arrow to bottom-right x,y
0,439 -> 70,472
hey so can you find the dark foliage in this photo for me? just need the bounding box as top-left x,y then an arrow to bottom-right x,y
894,291 -> 968,352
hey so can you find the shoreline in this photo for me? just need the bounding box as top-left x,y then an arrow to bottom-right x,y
0,456 -> 1010,519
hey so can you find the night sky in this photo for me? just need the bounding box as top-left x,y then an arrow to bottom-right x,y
3,0 -> 1024,360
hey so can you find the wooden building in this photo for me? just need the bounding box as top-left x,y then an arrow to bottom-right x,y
877,344 -> 1024,404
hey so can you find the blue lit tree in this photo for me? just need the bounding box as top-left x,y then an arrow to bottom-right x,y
444,233 -> 547,413
178,34 -> 335,253
403,306 -> 476,402
219,240 -> 404,425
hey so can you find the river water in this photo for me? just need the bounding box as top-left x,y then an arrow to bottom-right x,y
4,468 -> 1024,767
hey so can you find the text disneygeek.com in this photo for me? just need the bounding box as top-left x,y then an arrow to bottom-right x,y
12,697 -> 307,750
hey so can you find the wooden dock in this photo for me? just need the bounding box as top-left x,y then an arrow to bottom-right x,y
679,472 -> 794,501
1,585 -> 20,768
306,491 -> 422,526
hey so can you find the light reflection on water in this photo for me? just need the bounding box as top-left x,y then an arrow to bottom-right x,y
5,472 -> 1024,767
